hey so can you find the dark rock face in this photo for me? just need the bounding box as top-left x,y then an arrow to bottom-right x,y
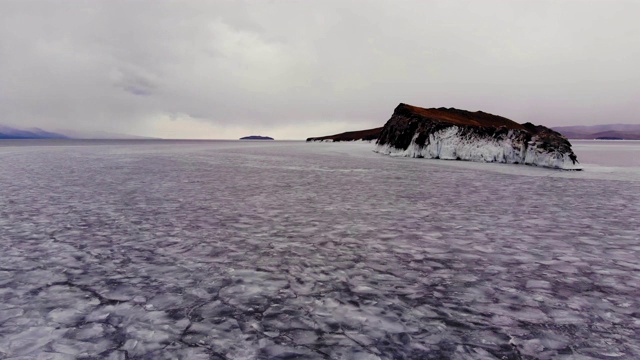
306,128 -> 382,142
240,136 -> 274,140
375,104 -> 580,169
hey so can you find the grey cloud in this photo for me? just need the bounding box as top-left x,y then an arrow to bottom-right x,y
0,0 -> 639,139
112,66 -> 159,97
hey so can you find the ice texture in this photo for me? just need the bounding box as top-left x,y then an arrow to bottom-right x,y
375,127 -> 581,170
0,139 -> 639,359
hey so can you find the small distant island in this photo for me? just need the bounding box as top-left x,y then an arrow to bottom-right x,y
595,137 -> 624,140
239,135 -> 274,140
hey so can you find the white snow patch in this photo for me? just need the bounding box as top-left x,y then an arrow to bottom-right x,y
374,126 -> 581,170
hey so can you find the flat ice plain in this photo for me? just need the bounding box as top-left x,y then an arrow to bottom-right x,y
0,139 -> 639,359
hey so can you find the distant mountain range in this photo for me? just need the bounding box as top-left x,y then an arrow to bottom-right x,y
0,125 -> 155,140
0,125 -> 69,139
552,124 -> 640,140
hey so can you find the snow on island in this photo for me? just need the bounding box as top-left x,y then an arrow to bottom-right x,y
374,104 -> 581,170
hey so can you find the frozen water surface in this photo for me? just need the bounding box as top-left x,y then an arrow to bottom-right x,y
0,140 -> 639,359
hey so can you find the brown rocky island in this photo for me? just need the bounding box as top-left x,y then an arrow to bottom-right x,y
305,127 -> 382,142
309,103 -> 580,170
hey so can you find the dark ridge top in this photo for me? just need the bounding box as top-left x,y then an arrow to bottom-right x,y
393,103 -> 525,130
306,127 -> 383,142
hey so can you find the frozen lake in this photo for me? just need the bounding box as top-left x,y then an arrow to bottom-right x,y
1,140 -> 639,359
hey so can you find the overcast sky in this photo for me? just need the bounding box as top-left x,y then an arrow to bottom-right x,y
1,1 -> 639,139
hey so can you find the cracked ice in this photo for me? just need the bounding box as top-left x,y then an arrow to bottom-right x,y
0,140 -> 639,359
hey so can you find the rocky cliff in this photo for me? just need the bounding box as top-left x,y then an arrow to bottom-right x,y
375,104 -> 580,169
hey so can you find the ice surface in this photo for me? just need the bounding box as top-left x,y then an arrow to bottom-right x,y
0,139 -> 639,359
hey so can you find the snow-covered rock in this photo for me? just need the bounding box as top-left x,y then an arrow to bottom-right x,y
374,104 -> 581,170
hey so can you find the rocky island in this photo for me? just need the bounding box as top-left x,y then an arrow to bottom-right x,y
375,103 -> 580,169
306,127 -> 382,142
239,135 -> 274,140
